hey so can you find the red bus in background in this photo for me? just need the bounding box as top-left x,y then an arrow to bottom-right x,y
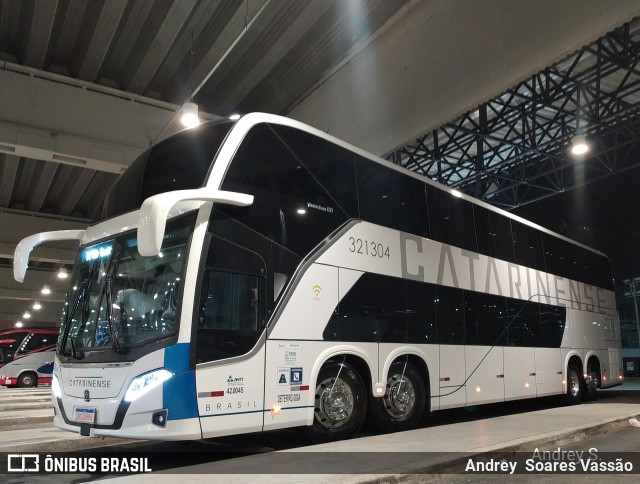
0,328 -> 59,387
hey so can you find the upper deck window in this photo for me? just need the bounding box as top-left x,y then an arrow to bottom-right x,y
101,121 -> 234,220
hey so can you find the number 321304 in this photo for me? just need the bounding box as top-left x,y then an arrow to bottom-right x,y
348,237 -> 390,259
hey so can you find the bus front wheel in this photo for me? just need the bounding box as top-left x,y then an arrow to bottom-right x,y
18,372 -> 37,388
370,361 -> 425,432
306,361 -> 367,443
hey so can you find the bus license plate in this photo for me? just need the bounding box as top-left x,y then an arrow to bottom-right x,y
73,407 -> 96,424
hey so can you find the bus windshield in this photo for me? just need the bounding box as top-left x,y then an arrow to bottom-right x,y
59,214 -> 195,359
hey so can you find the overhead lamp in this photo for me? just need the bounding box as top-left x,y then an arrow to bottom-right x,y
180,102 -> 200,128
32,301 -> 42,310
41,284 -> 51,295
15,321 -> 23,328
229,114 -> 241,121
23,311 -> 31,319
57,267 -> 68,279
570,134 -> 589,156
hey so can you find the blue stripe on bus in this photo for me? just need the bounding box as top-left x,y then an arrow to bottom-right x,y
163,344 -> 198,420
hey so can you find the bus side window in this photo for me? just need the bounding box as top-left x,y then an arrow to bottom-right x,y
196,235 -> 266,364
196,270 -> 263,363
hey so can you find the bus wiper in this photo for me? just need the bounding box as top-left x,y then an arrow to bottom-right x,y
104,275 -> 121,354
69,337 -> 84,360
60,259 -> 99,359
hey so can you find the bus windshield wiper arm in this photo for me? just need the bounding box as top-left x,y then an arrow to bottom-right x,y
104,275 -> 121,354
60,259 -> 99,359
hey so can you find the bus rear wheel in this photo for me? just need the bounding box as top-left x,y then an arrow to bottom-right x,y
306,361 -> 367,443
566,364 -> 582,405
584,362 -> 600,401
371,361 -> 425,432
18,372 -> 37,388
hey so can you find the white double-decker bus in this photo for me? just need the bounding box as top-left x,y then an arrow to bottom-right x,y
14,113 -> 622,442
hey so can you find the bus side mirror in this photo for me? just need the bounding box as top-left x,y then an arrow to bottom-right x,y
13,230 -> 85,282
137,188 -> 254,256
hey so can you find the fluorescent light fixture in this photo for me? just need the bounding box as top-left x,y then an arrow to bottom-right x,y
180,102 -> 200,128
229,114 -> 241,121
32,301 -> 42,310
41,284 -> 51,295
570,134 -> 589,156
57,267 -> 68,279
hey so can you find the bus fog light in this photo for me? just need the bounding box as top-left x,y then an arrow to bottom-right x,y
125,369 -> 173,402
152,409 -> 168,427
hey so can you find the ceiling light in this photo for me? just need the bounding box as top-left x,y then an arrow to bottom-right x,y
32,301 -> 42,310
23,311 -> 31,319
41,284 -> 51,295
229,114 -> 241,121
297,209 -> 306,215
15,321 -> 23,328
180,102 -> 200,128
451,189 -> 463,198
57,267 -> 68,279
570,135 -> 589,156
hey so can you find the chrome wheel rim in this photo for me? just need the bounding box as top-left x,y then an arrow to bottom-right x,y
384,373 -> 416,420
314,377 -> 354,429
569,372 -> 580,397
21,375 -> 33,386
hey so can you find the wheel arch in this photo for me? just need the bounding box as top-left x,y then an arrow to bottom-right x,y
382,349 -> 431,412
309,345 -> 375,425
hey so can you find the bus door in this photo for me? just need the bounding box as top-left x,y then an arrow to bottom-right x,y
193,236 -> 268,439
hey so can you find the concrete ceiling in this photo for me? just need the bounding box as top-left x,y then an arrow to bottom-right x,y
1,0 -> 639,329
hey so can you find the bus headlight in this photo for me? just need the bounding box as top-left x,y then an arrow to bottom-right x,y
52,374 -> 62,398
124,369 -> 173,402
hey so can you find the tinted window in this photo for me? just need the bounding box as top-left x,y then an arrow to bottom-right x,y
402,280 -> 438,344
539,304 -> 566,348
103,121 -> 234,219
332,274 -> 388,341
20,333 -> 55,353
210,209 -> 293,315
271,125 -> 359,218
427,186 -> 477,251
221,124 -> 349,256
0,331 -> 29,360
356,157 -> 429,236
435,286 -> 465,345
464,291 -> 507,346
196,236 -> 266,363
542,234 -> 572,279
511,221 -> 545,271
506,299 -> 541,347
474,205 -> 515,263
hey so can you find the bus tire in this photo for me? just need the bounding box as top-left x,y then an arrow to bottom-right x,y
370,361 -> 425,432
306,361 -> 367,443
566,364 -> 582,405
18,372 -> 37,388
584,361 -> 600,401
